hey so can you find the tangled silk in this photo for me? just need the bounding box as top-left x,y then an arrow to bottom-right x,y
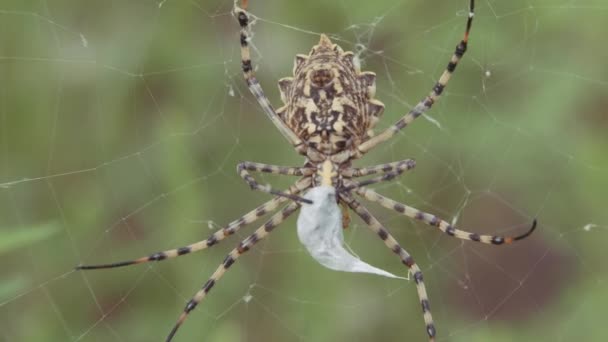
297,186 -> 406,279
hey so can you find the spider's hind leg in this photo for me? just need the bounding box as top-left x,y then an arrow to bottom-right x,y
233,3 -> 305,153
357,0 -> 476,155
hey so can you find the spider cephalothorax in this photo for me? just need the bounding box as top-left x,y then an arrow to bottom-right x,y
277,34 -> 385,156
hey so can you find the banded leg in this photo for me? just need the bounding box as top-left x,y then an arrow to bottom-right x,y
357,0 -> 475,155
76,178 -> 311,270
355,186 -> 537,245
166,201 -> 300,341
340,159 -> 416,192
340,193 -> 436,341
344,159 -> 416,178
234,2 -> 305,152
237,161 -> 314,203
238,161 -> 313,177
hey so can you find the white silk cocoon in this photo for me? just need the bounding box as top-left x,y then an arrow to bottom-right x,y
297,186 -> 405,279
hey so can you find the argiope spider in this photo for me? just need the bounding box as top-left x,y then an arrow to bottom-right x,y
76,0 -> 537,340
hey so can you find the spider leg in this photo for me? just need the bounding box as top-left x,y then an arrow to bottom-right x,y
344,159 -> 416,178
340,193 -> 436,341
76,178 -> 311,270
234,3 -> 306,153
237,161 -> 314,204
340,201 -> 351,229
340,159 -> 416,192
355,185 -> 537,245
239,161 -> 314,176
166,201 -> 300,341
357,0 -> 475,155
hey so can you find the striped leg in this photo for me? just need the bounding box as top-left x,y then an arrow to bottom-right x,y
345,159 -> 416,178
340,159 -> 416,192
237,161 -> 314,203
234,2 -> 305,153
166,201 -> 300,341
76,178 -> 311,270
340,193 -> 436,341
238,161 -> 313,177
355,186 -> 536,245
357,0 -> 475,155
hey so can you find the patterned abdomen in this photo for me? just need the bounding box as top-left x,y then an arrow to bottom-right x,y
277,35 -> 385,155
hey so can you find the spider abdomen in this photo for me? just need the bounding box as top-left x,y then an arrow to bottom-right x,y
277,34 -> 385,155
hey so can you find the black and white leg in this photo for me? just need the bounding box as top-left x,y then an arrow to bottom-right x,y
237,161 -> 314,203
346,159 -> 417,178
234,1 -> 305,153
341,193 -> 437,341
355,185 -> 536,245
341,159 -> 416,191
165,201 -> 300,341
357,0 -> 475,155
76,178 -> 311,270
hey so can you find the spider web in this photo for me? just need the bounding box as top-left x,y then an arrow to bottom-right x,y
1,0 -> 607,341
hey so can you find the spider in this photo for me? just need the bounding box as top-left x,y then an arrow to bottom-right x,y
76,0 -> 537,340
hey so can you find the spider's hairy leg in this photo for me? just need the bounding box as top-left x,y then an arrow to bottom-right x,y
75,178 -> 311,270
357,0 -> 475,155
74,198 -> 283,270
345,159 -> 417,178
341,159 -> 416,192
340,201 -> 351,229
341,194 -> 436,341
166,201 -> 300,342
237,161 -> 314,204
356,186 -> 537,245
233,2 -> 305,153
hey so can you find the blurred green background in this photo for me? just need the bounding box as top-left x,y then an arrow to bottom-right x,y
1,0 -> 607,341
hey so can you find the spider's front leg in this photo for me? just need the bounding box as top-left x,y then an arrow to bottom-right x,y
75,177 -> 311,270
166,201 -> 300,341
237,161 -> 314,203
340,193 -> 437,341
234,2 -> 306,154
356,185 -> 537,245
